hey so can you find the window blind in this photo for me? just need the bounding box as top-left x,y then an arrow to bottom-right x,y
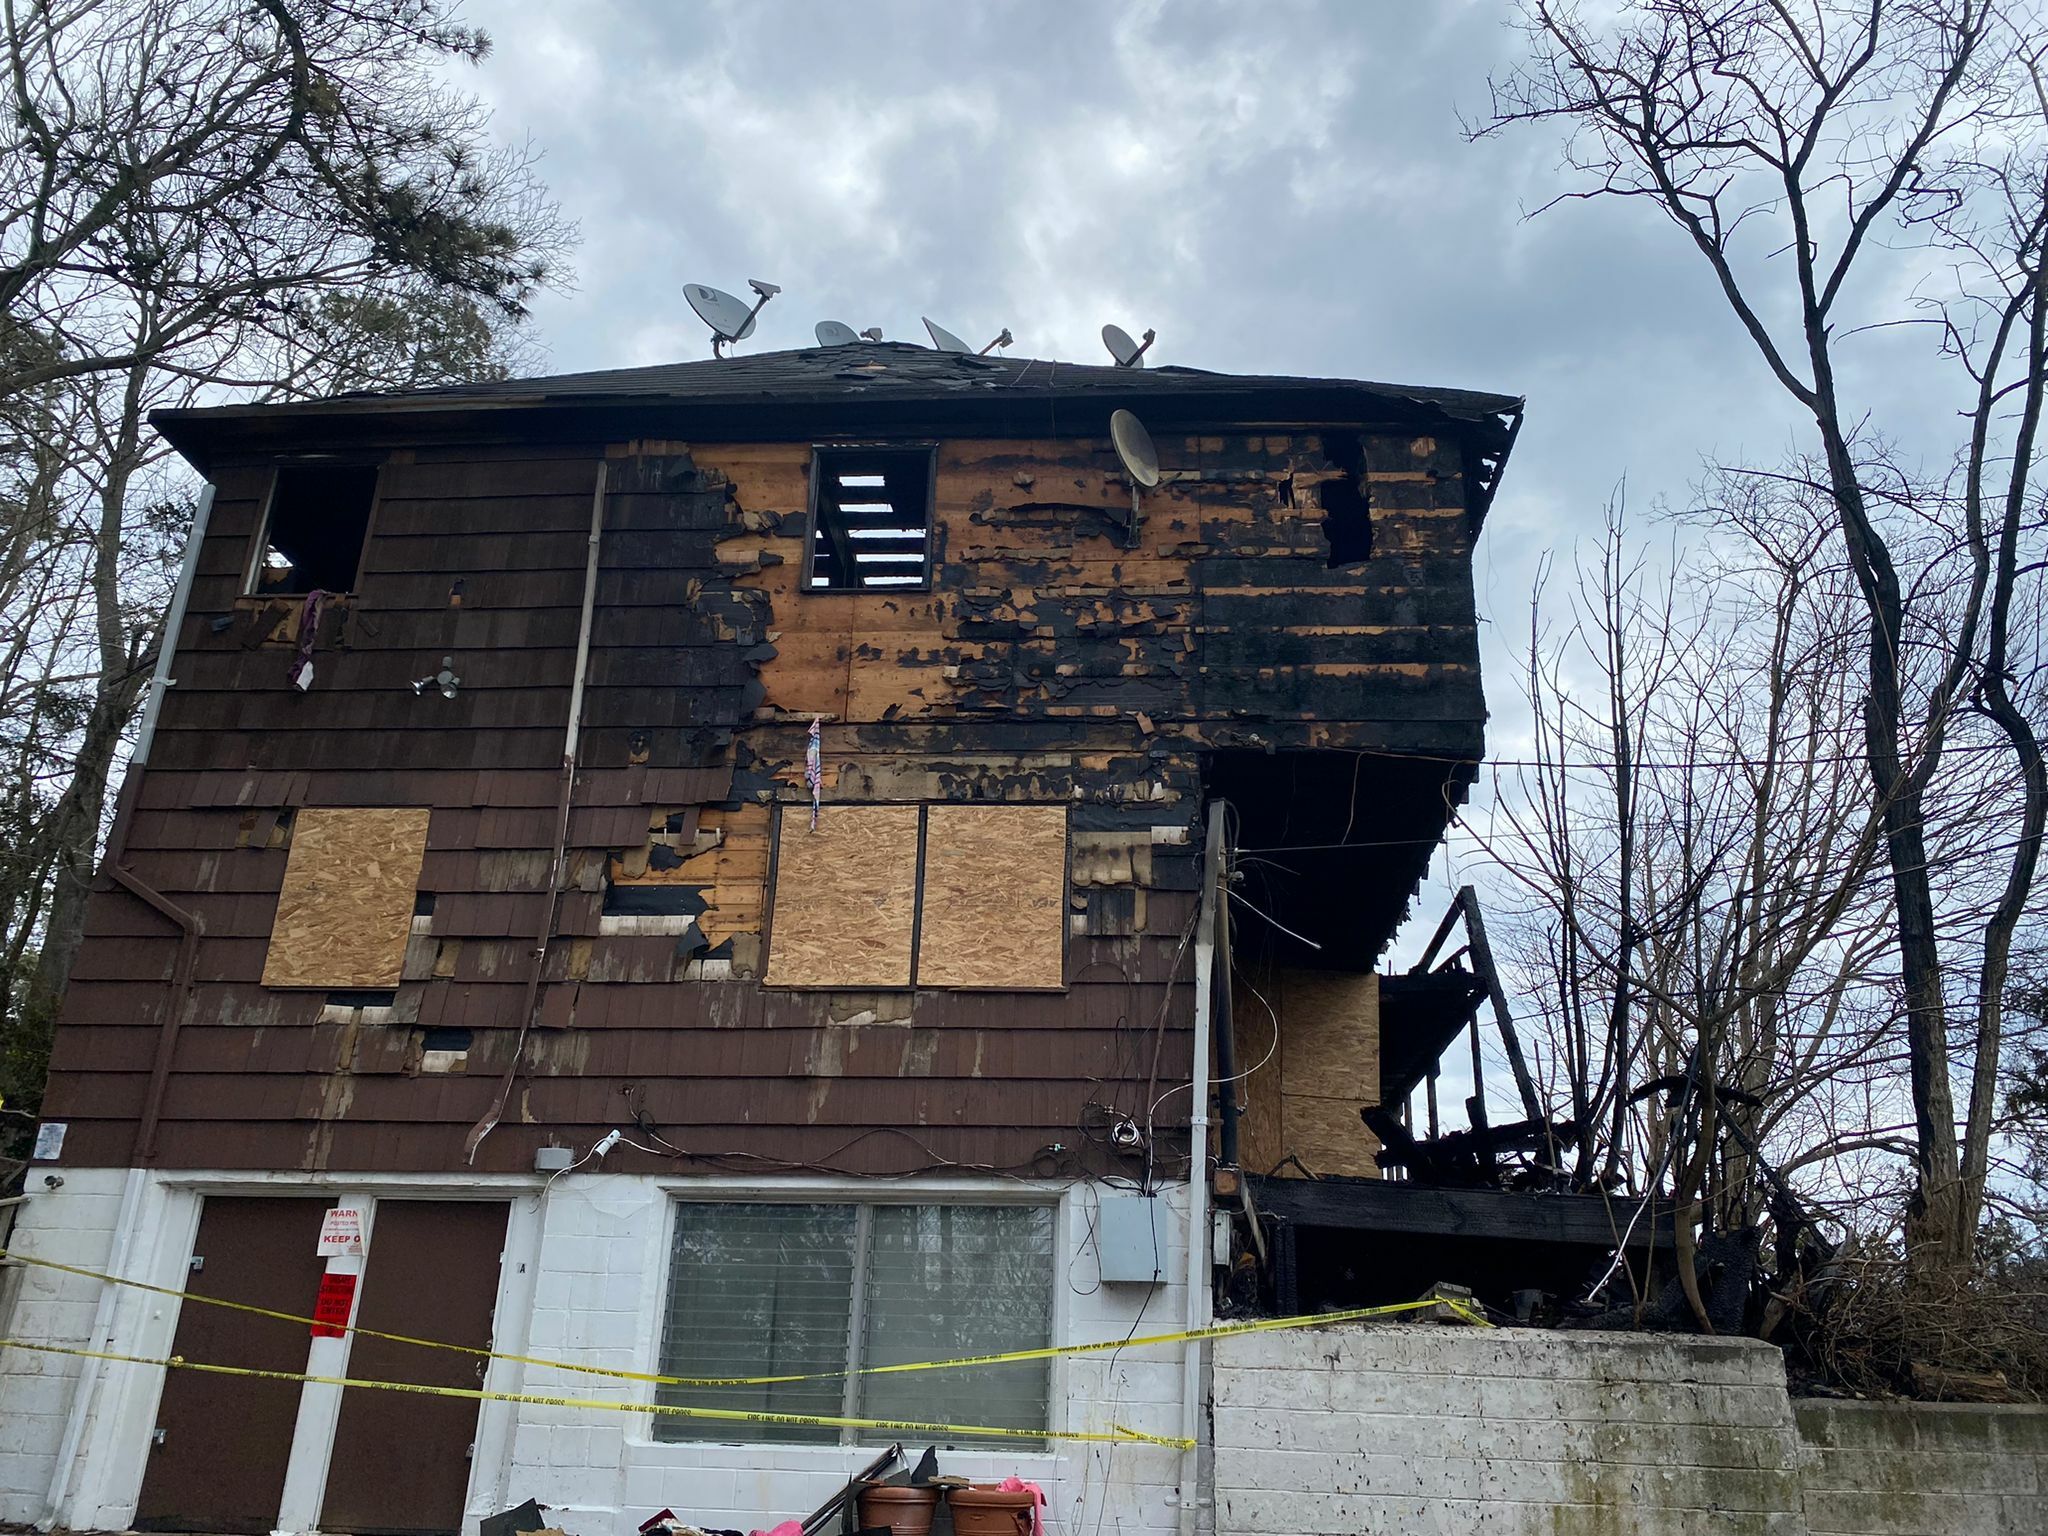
858,1204 -> 1054,1447
655,1203 -> 857,1444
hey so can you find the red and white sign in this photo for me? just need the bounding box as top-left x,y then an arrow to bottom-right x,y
311,1272 -> 357,1338
316,1205 -> 365,1257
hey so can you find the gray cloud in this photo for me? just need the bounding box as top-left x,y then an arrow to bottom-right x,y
451,0 -> 1946,926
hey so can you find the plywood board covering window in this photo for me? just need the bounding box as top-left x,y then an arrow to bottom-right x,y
261,808 -> 430,989
765,805 -> 920,988
917,806 -> 1067,990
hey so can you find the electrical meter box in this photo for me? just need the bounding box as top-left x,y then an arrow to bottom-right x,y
1095,1193 -> 1168,1284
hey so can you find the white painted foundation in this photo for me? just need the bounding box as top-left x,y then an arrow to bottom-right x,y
0,1170 -> 1192,1536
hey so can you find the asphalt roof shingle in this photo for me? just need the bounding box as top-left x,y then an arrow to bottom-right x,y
338,341 -> 1523,423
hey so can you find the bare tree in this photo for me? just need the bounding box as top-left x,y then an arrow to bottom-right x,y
0,0 -> 558,397
0,0 -> 572,1151
1479,0 -> 2048,1271
1488,488 -> 1913,1320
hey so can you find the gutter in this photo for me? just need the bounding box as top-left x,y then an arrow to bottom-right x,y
41,484 -> 214,1530
1177,803 -> 1224,1536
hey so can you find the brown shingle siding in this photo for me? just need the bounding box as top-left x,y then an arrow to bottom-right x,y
52,402 -> 1496,1175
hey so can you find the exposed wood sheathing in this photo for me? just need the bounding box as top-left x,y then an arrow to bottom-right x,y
1236,968 -> 1382,1178
260,808 -> 429,989
45,408 -> 1487,1176
917,806 -> 1067,990
765,805 -> 920,989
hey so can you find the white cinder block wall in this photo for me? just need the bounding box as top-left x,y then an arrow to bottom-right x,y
504,1174 -> 1191,1536
0,1171 -> 1192,1536
0,1167 -> 125,1517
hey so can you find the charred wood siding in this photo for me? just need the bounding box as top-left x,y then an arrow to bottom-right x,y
43,424 -> 1484,1177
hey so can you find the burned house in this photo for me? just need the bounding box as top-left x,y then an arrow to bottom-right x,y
0,343 -> 1570,1536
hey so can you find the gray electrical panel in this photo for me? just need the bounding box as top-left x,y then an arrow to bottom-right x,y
1095,1193 -> 1168,1284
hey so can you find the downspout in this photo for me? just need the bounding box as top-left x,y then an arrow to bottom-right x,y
465,459 -> 609,1162
1177,802 -> 1223,1536
41,483 -> 214,1531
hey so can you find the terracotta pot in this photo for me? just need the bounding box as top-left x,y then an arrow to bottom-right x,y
944,1486 -> 1036,1536
856,1483 -> 940,1536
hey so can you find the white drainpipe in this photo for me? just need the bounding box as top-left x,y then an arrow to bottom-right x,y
1177,802 -> 1224,1536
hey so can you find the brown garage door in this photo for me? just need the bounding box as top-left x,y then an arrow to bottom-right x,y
320,1200 -> 508,1536
135,1197 -> 330,1533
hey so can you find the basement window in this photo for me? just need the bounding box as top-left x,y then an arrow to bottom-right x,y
251,464 -> 380,595
806,447 -> 934,591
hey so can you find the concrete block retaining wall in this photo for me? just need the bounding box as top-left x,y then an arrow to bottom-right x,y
1212,1324 -> 2047,1536
1796,1400 -> 2047,1536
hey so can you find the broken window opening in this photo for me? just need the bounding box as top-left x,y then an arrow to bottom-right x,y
419,1026 -> 471,1075
250,464 -> 380,595
324,989 -> 397,1008
806,447 -> 934,592
1318,433 -> 1371,566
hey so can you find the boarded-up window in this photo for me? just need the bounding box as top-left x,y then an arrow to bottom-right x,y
917,806 -> 1066,990
261,808 -> 430,990
765,805 -> 920,988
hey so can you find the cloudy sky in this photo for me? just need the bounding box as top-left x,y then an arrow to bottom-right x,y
448,0 -> 1950,938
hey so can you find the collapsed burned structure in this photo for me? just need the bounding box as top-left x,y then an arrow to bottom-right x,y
0,344 -> 1636,1536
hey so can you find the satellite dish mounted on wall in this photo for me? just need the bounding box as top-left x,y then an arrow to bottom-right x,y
923,317 -> 972,353
1102,324 -> 1157,368
1109,407 -> 1160,548
815,320 -> 860,346
686,278 -> 781,357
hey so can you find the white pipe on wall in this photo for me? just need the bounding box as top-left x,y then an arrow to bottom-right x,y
130,482 -> 215,769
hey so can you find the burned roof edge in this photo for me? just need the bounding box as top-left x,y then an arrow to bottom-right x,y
148,343 -> 1526,475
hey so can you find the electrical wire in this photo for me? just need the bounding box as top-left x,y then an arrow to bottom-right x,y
1225,885 -> 1323,950
1299,737 -> 2029,774
602,1125 -> 1063,1183
1144,965 -> 1283,1125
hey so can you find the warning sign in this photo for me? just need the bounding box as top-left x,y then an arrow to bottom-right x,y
317,1205 -> 365,1256
311,1272 -> 357,1338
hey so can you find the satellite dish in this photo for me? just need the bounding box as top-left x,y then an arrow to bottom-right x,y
923,317 -> 972,353
815,320 -> 860,346
1110,409 -> 1160,488
686,278 -> 781,357
1109,408 -> 1160,549
979,327 -> 1015,356
686,285 -> 756,341
1102,323 -> 1157,368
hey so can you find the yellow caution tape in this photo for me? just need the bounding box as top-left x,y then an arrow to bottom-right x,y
0,1246 -> 1488,1392
0,1337 -> 1191,1449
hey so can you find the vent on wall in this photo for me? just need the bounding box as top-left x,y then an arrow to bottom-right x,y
807,447 -> 934,591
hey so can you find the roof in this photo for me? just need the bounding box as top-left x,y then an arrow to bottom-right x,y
151,342 -> 1525,479
335,341 -> 1522,417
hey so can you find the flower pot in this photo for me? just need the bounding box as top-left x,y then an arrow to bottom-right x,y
945,1486 -> 1036,1536
855,1483 -> 940,1536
